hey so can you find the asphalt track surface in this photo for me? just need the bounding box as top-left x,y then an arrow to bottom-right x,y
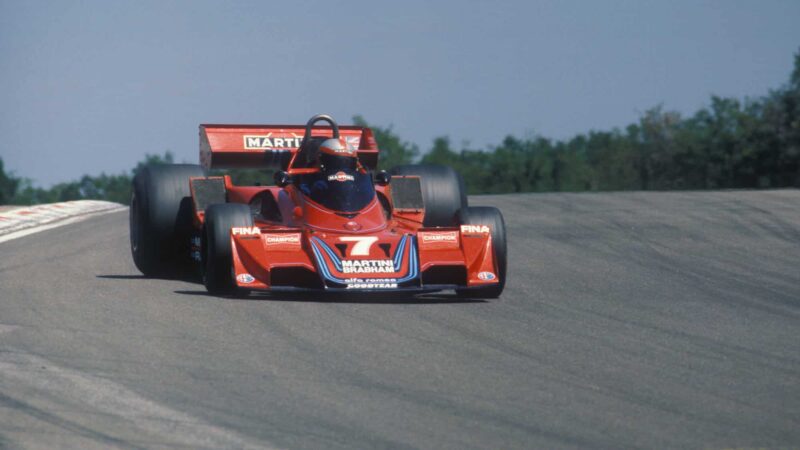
1,190 -> 799,449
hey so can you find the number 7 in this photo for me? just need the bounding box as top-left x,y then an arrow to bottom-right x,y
339,236 -> 378,256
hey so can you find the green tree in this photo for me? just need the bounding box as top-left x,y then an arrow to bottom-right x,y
5,48 -> 800,203
353,116 -> 419,170
133,151 -> 174,176
5,151 -> 175,205
0,157 -> 21,205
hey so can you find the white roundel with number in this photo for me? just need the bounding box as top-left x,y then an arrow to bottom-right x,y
478,271 -> 496,281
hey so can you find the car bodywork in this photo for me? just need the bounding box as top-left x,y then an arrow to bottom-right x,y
189,121 -> 501,293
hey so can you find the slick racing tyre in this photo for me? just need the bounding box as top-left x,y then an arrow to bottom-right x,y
130,164 -> 204,277
202,203 -> 254,295
389,164 -> 467,227
456,206 -> 507,299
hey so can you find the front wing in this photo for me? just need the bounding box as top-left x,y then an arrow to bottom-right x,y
229,227 -> 500,293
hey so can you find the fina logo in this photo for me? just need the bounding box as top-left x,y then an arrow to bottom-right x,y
461,225 -> 490,234
232,226 -> 260,236
477,271 -> 496,281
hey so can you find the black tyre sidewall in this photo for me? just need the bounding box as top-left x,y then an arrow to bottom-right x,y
129,164 -> 205,277
202,203 -> 254,295
130,171 -> 155,275
457,206 -> 507,298
389,164 -> 467,227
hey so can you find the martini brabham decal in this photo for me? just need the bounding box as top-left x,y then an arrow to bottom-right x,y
309,235 -> 418,288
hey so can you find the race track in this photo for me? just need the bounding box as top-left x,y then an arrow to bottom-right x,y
1,190 -> 799,449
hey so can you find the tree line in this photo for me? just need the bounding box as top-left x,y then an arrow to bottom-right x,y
380,50 -> 800,194
0,153 -> 174,205
1,50 -> 798,205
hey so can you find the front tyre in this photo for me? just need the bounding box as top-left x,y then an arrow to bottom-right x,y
456,206 -> 507,299
202,203 -> 254,295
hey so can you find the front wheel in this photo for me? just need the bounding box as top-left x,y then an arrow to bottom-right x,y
202,203 -> 254,295
456,206 -> 507,298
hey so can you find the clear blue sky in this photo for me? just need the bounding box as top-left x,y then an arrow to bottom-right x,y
1,0 -> 799,186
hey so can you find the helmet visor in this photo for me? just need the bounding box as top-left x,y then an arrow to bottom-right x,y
320,152 -> 357,172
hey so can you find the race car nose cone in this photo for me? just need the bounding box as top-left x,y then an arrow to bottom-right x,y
344,221 -> 362,231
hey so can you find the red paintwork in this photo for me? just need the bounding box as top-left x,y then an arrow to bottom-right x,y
192,121 -> 499,292
200,124 -> 378,171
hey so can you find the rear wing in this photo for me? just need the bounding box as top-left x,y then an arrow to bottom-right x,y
199,124 -> 379,171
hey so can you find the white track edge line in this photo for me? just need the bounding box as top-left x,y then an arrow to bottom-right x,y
0,206 -> 127,244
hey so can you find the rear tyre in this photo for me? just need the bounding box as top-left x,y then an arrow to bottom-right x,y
202,203 -> 254,295
130,164 -> 204,277
456,206 -> 507,299
389,164 -> 467,227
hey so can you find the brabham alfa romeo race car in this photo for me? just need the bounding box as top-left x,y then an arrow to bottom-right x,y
129,114 -> 506,297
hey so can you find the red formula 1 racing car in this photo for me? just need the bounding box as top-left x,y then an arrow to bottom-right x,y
129,114 -> 506,297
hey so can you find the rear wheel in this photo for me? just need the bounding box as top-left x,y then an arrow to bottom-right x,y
202,203 -> 254,295
130,164 -> 204,277
456,206 -> 507,298
389,164 -> 467,227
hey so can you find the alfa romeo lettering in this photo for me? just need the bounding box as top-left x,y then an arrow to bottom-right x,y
344,278 -> 398,289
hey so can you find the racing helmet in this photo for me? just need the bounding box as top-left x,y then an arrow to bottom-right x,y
317,138 -> 358,173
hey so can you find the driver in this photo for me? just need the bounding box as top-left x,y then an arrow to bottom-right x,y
299,138 -> 360,197
317,138 -> 358,178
